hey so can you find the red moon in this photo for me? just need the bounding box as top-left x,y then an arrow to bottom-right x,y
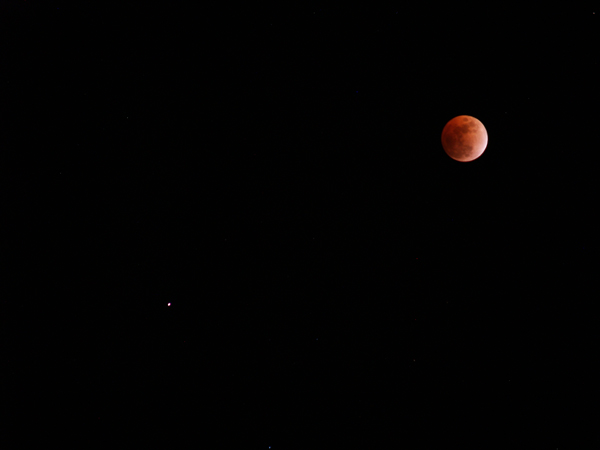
441,115 -> 488,162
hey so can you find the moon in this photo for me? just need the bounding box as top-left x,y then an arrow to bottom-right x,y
441,115 -> 488,162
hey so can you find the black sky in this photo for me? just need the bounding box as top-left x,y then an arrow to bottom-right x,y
1,4 -> 597,447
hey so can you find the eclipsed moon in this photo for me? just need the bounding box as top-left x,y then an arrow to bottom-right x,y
441,115 -> 488,162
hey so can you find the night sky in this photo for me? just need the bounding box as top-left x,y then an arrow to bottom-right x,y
1,3 -> 597,447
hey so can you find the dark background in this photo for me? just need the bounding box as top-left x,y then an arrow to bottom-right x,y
1,3 -> 597,446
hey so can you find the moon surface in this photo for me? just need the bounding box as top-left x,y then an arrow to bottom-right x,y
441,115 -> 488,162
